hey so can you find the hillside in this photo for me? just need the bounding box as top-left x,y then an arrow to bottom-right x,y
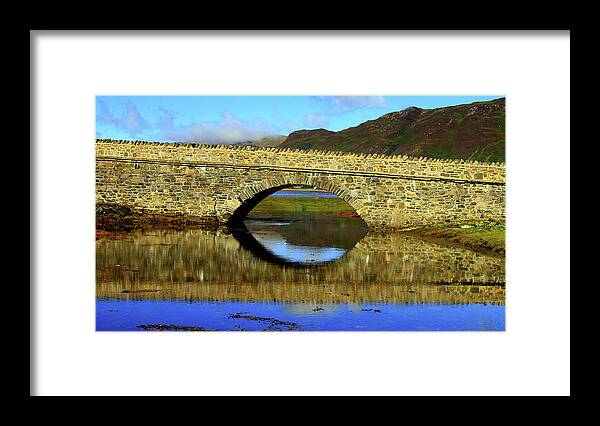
279,98 -> 505,162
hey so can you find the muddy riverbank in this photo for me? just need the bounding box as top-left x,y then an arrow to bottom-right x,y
96,203 -> 223,232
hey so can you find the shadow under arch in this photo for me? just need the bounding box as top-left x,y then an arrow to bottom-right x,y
227,184 -> 294,227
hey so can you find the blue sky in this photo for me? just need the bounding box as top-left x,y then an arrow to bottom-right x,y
96,96 -> 502,143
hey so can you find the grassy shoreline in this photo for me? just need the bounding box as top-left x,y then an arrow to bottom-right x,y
248,198 -> 505,254
247,196 -> 355,219
403,221 -> 505,255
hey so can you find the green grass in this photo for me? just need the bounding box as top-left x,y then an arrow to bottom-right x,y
408,221 -> 505,254
383,130 -> 413,155
423,138 -> 453,159
248,196 -> 353,219
452,111 -> 464,123
467,139 -> 505,163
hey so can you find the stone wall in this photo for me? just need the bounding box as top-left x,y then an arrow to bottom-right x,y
96,139 -> 506,229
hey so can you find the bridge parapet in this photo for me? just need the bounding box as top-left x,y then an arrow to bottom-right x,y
96,139 -> 505,184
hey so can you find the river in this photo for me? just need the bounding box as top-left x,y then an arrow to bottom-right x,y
96,189 -> 505,331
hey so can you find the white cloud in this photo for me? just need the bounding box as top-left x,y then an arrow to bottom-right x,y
96,100 -> 150,137
164,112 -> 279,144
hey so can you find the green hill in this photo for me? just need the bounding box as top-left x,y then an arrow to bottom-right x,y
280,97 -> 505,162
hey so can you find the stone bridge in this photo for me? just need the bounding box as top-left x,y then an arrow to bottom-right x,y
95,139 -> 505,229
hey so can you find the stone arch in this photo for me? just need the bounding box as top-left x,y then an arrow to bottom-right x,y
224,173 -> 365,227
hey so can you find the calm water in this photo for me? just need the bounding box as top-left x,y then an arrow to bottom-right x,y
96,190 -> 505,331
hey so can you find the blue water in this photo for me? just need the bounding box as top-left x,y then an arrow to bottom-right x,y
251,233 -> 347,264
97,299 -> 505,332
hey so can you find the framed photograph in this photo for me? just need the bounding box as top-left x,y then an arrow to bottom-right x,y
95,95 -> 506,333
31,30 -> 570,396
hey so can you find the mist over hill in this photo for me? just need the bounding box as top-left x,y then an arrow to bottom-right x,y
230,135 -> 288,148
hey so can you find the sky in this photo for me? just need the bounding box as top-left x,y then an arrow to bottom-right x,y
96,96 -> 502,143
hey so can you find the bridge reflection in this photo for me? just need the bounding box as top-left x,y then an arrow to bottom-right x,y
228,221 -> 320,267
96,228 -> 505,305
228,220 -> 367,267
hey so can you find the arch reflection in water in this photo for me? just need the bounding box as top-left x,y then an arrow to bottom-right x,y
96,187 -> 505,331
96,227 -> 506,331
229,187 -> 368,267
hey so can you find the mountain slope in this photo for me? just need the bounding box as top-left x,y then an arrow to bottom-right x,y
280,98 -> 505,162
